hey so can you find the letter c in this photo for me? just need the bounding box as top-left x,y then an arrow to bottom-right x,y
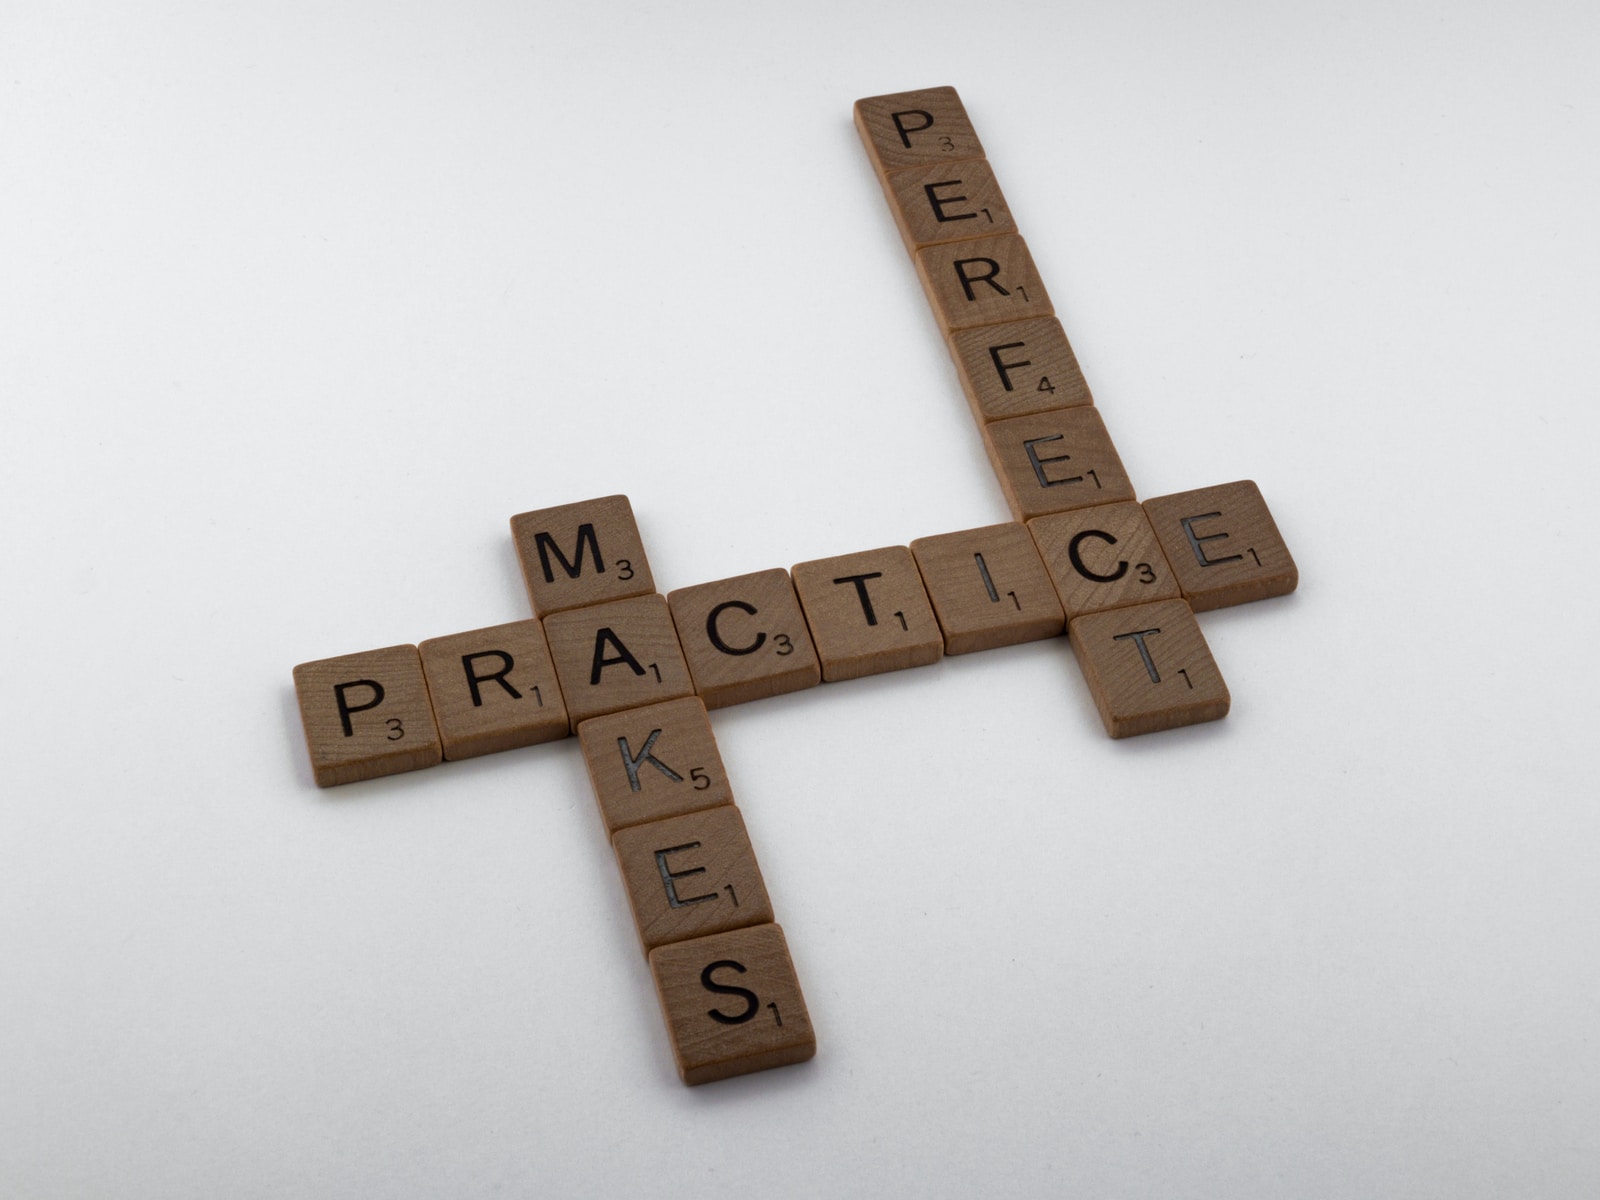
1067,529 -> 1128,583
706,600 -> 766,656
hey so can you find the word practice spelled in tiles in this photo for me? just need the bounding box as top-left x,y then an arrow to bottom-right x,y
909,523 -> 1065,654
947,317 -> 1094,424
578,697 -> 733,834
1143,480 -> 1299,612
666,569 -> 821,709
790,547 -> 943,681
915,234 -> 1053,333
1029,502 -> 1181,621
649,924 -> 816,1086
543,594 -> 694,730
293,645 -> 442,787
1070,599 -> 1230,738
418,619 -> 569,759
511,494 -> 654,617
983,407 -> 1135,521
854,85 -> 985,174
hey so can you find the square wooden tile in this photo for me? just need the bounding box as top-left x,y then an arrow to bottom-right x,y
1029,501 -> 1181,621
947,317 -> 1093,423
649,923 -> 816,1086
790,546 -> 943,682
909,523 -> 1064,654
578,697 -> 733,834
914,234 -> 1052,333
543,594 -> 694,730
879,158 -> 1016,252
418,619 -> 569,760
666,569 -> 821,709
1143,480 -> 1299,612
293,644 -> 442,787
982,406 -> 1136,520
510,494 -> 654,617
1069,599 -> 1229,738
854,85 -> 984,175
613,805 -> 774,955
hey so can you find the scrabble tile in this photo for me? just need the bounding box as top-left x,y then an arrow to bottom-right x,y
1029,501 -> 1181,620
578,697 -> 733,834
1143,480 -> 1299,612
947,317 -> 1093,423
790,546 -> 943,682
854,85 -> 984,175
982,406 -> 1136,521
293,644 -> 442,787
510,495 -> 654,617
909,523 -> 1064,654
1069,599 -> 1229,738
649,923 -> 816,1086
418,619 -> 569,760
613,805 -> 774,954
666,570 -> 821,709
879,158 -> 1016,252
543,594 -> 694,730
914,234 -> 1052,333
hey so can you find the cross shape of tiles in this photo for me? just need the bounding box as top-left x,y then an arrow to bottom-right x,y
291,87 -> 1300,1087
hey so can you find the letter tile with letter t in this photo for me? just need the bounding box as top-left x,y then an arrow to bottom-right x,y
1068,598 -> 1230,738
791,546 -> 943,681
292,644 -> 442,787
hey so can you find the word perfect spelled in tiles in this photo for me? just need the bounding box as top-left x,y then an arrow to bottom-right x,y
790,546 -> 943,682
947,317 -> 1094,424
1143,480 -> 1299,612
649,923 -> 816,1086
879,158 -> 1016,252
293,645 -> 442,787
613,804 -> 774,954
510,494 -> 655,617
1028,502 -> 1181,621
666,569 -> 821,709
543,593 -> 694,730
578,697 -> 733,834
418,619 -> 569,760
983,406 -> 1136,521
915,234 -> 1053,333
909,523 -> 1065,654
1069,598 -> 1230,738
853,85 -> 984,175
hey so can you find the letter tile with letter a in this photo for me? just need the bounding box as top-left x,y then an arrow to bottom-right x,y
853,85 -> 984,176
542,594 -> 694,730
909,523 -> 1064,654
510,494 -> 655,617
1069,598 -> 1229,738
578,697 -> 733,834
982,406 -> 1135,521
1143,480 -> 1299,612
418,619 -> 570,759
649,923 -> 816,1085
790,546 -> 943,681
666,569 -> 821,708
293,644 -> 443,787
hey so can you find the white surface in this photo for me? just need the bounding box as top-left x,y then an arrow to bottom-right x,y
4,3 -> 1598,1197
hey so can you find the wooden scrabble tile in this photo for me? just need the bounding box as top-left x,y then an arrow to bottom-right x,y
666,570 -> 821,709
1069,599 -> 1229,738
854,85 -> 984,175
880,158 -> 1016,252
578,697 -> 733,834
613,805 -> 774,954
790,546 -> 943,682
1028,501 -> 1181,620
909,523 -> 1064,654
418,619 -> 569,760
649,923 -> 816,1086
1143,480 -> 1299,612
947,317 -> 1093,423
542,594 -> 694,730
914,234 -> 1052,333
982,406 -> 1136,521
293,644 -> 442,787
510,494 -> 654,617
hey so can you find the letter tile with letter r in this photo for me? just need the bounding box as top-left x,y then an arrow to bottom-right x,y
293,644 -> 442,787
418,618 -> 570,759
914,233 -> 1053,333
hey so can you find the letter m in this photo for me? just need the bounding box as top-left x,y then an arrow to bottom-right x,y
535,522 -> 605,582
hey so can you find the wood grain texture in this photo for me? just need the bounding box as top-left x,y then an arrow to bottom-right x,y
292,644 -> 442,787
913,234 -> 1052,333
510,494 -> 655,617
1143,480 -> 1299,612
649,923 -> 816,1086
418,619 -> 569,760
853,85 -> 984,176
790,546 -> 943,682
879,158 -> 1015,251
947,316 -> 1093,424
613,805 -> 774,955
1069,599 -> 1229,738
666,569 -> 821,709
1029,501 -> 1181,621
578,697 -> 732,835
982,406 -> 1136,521
542,594 -> 694,730
909,522 -> 1064,654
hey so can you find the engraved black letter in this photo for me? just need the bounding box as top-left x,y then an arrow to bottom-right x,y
833,572 -> 885,626
334,680 -> 384,737
618,729 -> 682,791
1067,530 -> 1128,583
1024,435 -> 1082,488
590,627 -> 645,685
953,257 -> 1008,301
655,843 -> 718,908
1112,627 -> 1164,683
701,959 -> 760,1025
890,109 -> 933,148
535,522 -> 604,583
706,599 -> 766,656
923,180 -> 976,223
1179,512 -> 1243,568
987,341 -> 1031,391
461,650 -> 521,707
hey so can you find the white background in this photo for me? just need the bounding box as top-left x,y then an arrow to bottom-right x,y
4,3 -> 1598,1196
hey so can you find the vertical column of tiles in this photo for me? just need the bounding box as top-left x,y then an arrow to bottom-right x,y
293,644 -> 443,787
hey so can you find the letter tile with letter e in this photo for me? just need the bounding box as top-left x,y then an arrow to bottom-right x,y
1143,480 -> 1299,612
542,594 -> 693,730
578,697 -> 733,834
666,569 -> 821,708
982,406 -> 1135,521
510,494 -> 655,617
418,619 -> 569,759
791,546 -> 943,681
909,523 -> 1064,654
293,644 -> 442,787
879,158 -> 1016,252
1069,598 -> 1229,738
